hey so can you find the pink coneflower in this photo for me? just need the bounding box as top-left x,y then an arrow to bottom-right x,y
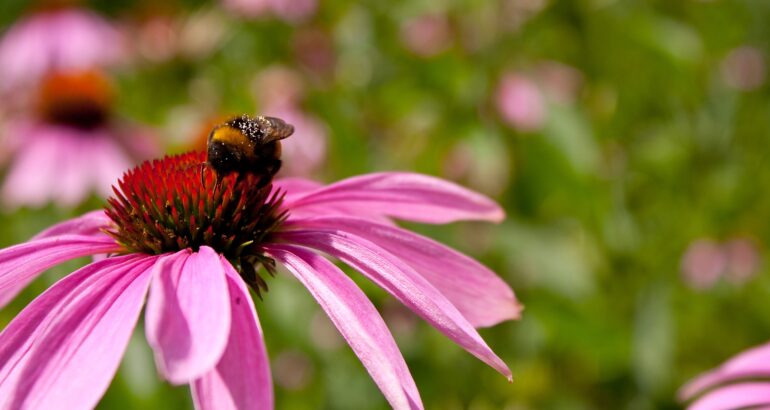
400,14 -> 453,58
680,237 -> 761,290
680,341 -> 770,409
0,7 -> 126,94
1,70 -> 158,208
0,150 -> 520,408
496,73 -> 546,132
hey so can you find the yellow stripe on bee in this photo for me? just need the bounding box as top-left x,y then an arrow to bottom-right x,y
210,126 -> 258,160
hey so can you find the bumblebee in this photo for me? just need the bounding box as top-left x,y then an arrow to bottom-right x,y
206,115 -> 294,186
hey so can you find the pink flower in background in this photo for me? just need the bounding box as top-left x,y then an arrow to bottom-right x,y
723,238 -> 761,284
680,342 -> 770,409
721,46 -> 766,91
680,237 -> 761,290
680,239 -> 728,290
254,66 -> 328,176
265,107 -> 327,177
496,73 -> 546,132
0,8 -> 126,94
1,70 -> 158,208
0,151 -> 520,409
400,14 -> 453,57
223,0 -> 318,23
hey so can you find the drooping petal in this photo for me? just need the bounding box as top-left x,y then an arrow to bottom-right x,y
0,235 -> 121,308
191,258 -> 273,410
278,229 -> 512,379
145,246 -> 231,384
32,210 -> 112,240
687,382 -> 770,410
283,172 -> 505,224
286,217 -> 522,327
266,244 -> 422,410
680,341 -> 770,401
0,255 -> 156,410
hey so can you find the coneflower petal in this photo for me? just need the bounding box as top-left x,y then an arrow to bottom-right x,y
273,177 -> 322,201
0,255 -> 155,410
0,234 -> 121,308
266,244 -> 423,410
32,210 -> 112,240
679,341 -> 770,401
277,229 -> 512,380
145,246 -> 231,384
1,130 -> 62,208
283,172 -> 505,224
191,257 -> 273,410
687,382 -> 770,410
286,216 -> 522,327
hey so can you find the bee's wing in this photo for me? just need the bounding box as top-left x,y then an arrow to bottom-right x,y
260,116 -> 295,142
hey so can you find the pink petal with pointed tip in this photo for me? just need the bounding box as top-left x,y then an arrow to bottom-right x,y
0,235 -> 121,308
287,217 -> 521,327
145,246 -> 231,384
687,382 -> 770,410
0,254 -> 156,409
680,341 -> 770,401
266,244 -> 422,410
277,229 -> 511,379
191,258 -> 273,410
284,172 -> 505,224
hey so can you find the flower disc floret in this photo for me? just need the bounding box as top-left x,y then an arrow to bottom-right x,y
105,152 -> 286,292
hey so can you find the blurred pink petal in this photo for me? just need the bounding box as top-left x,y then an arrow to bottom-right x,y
0,235 -> 120,308
265,106 -> 327,177
267,244 -> 423,410
496,73 -> 546,132
0,8 -> 126,93
288,216 -> 522,327
253,66 -> 305,110
145,247 -> 231,384
278,228 -> 512,379
285,172 -> 505,223
2,123 -> 138,208
689,382 -> 770,410
191,258 -> 273,410
0,255 -> 155,409
680,342 -> 770,401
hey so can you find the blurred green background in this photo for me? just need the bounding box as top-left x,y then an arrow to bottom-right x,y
1,0 -> 769,409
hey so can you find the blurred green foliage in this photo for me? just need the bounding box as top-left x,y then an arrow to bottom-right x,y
1,0 -> 769,409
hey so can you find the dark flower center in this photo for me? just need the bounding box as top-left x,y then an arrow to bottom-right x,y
36,70 -> 112,130
104,152 -> 287,295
